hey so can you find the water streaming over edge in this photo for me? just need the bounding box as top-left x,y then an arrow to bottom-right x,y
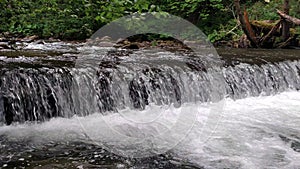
0,45 -> 299,168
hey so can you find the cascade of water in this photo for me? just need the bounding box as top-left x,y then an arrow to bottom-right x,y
1,49 -> 300,125
224,60 -> 300,99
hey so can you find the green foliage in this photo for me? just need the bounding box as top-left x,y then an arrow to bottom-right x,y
0,0 -> 97,39
0,0 -> 162,39
157,0 -> 226,24
248,0 -> 300,20
0,0 -> 299,42
0,0 -> 229,40
248,0 -> 282,20
208,19 -> 243,42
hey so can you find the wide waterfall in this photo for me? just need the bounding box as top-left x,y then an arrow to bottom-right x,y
0,47 -> 225,125
0,44 -> 299,168
1,48 -> 300,125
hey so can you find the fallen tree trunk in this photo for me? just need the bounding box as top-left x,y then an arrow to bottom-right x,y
277,9 -> 300,25
259,20 -> 281,47
234,0 -> 299,48
251,20 -> 281,34
250,20 -> 297,36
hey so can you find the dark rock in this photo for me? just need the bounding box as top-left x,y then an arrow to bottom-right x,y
21,35 -> 39,42
96,71 -> 116,112
129,78 -> 149,109
291,140 -> 300,152
0,42 -> 10,49
122,43 -> 140,49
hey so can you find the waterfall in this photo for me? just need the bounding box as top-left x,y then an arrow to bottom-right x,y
224,60 -> 300,99
1,49 -> 300,125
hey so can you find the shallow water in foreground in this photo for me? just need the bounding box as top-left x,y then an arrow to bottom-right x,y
0,91 -> 300,169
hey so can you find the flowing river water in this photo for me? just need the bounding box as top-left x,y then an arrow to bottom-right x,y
0,42 -> 300,169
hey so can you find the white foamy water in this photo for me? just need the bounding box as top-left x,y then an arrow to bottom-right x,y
0,91 -> 300,168
177,90 -> 300,169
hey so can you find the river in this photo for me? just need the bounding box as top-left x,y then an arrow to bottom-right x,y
0,42 -> 299,168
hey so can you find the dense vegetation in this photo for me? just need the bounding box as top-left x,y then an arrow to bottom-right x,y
0,0 -> 299,42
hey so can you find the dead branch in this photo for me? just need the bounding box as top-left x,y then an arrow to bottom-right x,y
276,36 -> 294,48
259,20 -> 281,46
277,9 -> 300,25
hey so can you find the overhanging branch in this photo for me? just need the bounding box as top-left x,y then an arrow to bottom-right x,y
277,9 -> 300,25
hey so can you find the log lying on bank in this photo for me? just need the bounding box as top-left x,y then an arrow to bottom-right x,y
234,0 -> 299,48
238,19 -> 299,48
259,20 -> 281,46
242,19 -> 299,48
251,20 -> 281,35
250,20 -> 297,36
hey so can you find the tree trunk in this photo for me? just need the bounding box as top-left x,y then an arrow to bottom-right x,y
281,0 -> 290,40
234,0 -> 258,47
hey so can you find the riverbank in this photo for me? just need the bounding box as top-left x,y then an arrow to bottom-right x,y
1,33 -> 299,52
1,37 -> 300,69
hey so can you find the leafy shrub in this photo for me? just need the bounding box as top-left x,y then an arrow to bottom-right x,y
0,0 -> 298,42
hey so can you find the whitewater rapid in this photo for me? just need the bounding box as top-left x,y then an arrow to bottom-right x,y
177,90 -> 300,169
0,90 -> 299,168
